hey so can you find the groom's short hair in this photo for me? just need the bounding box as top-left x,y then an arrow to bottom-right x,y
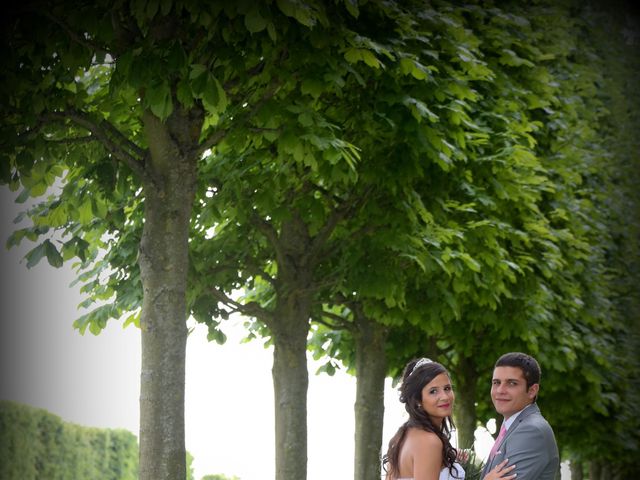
495,352 -> 541,389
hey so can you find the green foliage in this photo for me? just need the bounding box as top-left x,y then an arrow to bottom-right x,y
457,450 -> 484,480
302,0 -> 640,467
186,450 -> 196,480
201,474 -> 240,480
0,400 -> 202,480
0,400 -> 138,480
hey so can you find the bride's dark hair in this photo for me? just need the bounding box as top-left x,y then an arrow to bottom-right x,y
382,358 -> 459,479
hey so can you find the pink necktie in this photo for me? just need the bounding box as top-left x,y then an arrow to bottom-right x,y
489,424 -> 507,459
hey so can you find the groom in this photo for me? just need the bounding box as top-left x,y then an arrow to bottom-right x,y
482,352 -> 559,480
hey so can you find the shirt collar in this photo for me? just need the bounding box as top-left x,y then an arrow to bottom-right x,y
503,403 -> 534,430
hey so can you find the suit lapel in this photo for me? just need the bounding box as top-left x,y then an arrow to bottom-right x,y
483,403 -> 540,475
501,403 -> 539,447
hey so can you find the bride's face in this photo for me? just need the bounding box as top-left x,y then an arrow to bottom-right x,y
420,372 -> 455,426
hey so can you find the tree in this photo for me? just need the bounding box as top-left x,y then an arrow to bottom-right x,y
2,2 -> 201,477
310,0 -> 584,454
184,2 -> 498,478
1,1 -> 364,478
311,3 -> 640,477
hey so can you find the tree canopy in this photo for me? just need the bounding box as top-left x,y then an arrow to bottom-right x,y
2,1 -> 639,480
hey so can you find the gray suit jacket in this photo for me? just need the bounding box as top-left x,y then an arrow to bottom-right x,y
482,403 -> 559,480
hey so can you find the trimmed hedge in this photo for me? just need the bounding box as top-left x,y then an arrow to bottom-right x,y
0,400 -> 138,480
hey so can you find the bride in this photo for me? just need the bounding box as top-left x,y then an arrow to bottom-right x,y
382,358 -> 517,480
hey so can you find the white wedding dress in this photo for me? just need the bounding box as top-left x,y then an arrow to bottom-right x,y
397,461 -> 466,480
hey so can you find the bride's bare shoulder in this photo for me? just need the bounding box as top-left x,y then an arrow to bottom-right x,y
405,427 -> 442,449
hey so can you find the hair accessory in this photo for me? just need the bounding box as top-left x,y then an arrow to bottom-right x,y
409,357 -> 433,376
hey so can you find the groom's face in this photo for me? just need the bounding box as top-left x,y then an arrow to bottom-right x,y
491,366 -> 539,419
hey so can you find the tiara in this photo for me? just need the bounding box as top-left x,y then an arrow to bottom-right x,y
409,357 -> 433,376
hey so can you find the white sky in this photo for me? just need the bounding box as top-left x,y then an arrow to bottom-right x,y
0,185 -> 501,480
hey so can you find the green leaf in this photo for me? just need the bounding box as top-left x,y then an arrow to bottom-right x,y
160,0 -> 172,15
435,150 -> 454,170
176,79 -> 194,107
189,64 -> 208,80
166,43 -> 188,71
15,188 -> 30,204
146,81 -> 173,120
62,236 -> 90,262
361,50 -> 381,68
45,202 -> 69,227
267,22 -> 277,42
301,78 -> 325,98
92,197 -> 108,219
202,77 -> 219,110
276,0 -> 316,26
78,199 -> 94,225
146,0 -> 160,20
344,0 -> 359,18
198,73 -> 227,114
123,310 -> 141,328
400,58 -> 430,80
403,97 -> 439,123
16,150 -> 34,172
345,47 -> 382,68
25,242 -> 47,268
73,303 -> 116,335
344,48 -> 361,64
207,327 -> 227,345
298,112 -> 314,127
245,8 -> 267,33
460,252 -> 481,272
276,0 -> 295,17
45,239 -> 63,267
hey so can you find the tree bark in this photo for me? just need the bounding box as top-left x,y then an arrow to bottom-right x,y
138,110 -> 199,480
271,213 -> 314,480
590,460 -> 603,480
353,313 -> 388,480
272,314 -> 310,480
452,356 -> 477,450
570,460 -> 583,480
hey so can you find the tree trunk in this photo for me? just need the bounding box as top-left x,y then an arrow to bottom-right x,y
272,302 -> 310,480
138,111 -> 199,480
271,213 -> 314,480
353,313 -> 388,480
452,356 -> 477,450
590,460 -> 602,480
570,459 -> 584,480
